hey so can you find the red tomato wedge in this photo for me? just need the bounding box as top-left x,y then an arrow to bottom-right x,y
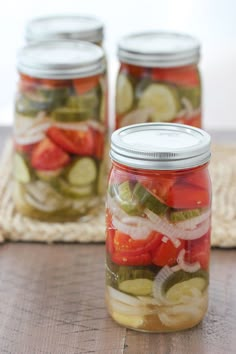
140,175 -> 175,203
166,183 -> 210,209
73,75 -> 100,95
41,79 -> 72,88
113,230 -> 162,256
92,129 -> 104,160
172,113 -> 201,128
185,230 -> 210,270
121,63 -> 148,78
31,138 -> 70,171
47,127 -> 94,156
112,252 -> 152,266
152,66 -> 200,87
180,168 -> 210,190
152,239 -> 185,267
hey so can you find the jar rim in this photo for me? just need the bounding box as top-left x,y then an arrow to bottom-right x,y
118,32 -> 200,67
25,15 -> 104,44
110,123 -> 211,170
17,40 -> 105,79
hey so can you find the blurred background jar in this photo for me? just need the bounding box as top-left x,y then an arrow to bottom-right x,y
25,15 -> 104,47
13,40 -> 108,222
115,32 -> 202,129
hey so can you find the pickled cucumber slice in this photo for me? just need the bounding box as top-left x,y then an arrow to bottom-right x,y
67,91 -> 99,111
117,181 -> 141,215
97,160 -> 106,195
119,279 -> 153,296
39,87 -> 69,105
13,154 -> 31,183
52,107 -> 89,122
138,83 -> 180,122
163,270 -> 209,294
111,311 -> 144,328
67,158 -> 97,186
16,88 -> 69,117
166,277 -> 206,303
52,178 -> 94,198
36,169 -> 62,182
169,208 -> 202,222
133,183 -> 168,215
116,74 -> 134,114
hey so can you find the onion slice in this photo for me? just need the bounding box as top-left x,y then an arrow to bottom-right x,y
15,133 -> 45,145
145,209 -> 210,241
177,249 -> 201,273
112,216 -> 152,240
52,122 -> 89,131
153,266 -> 176,305
107,286 -> 141,307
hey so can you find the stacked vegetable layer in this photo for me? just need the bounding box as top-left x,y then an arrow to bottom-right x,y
106,166 -> 211,331
116,64 -> 201,128
13,74 -> 107,221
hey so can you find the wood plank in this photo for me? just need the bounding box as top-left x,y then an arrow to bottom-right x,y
0,243 -> 126,354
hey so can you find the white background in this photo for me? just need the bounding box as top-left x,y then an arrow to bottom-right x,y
0,0 -> 236,130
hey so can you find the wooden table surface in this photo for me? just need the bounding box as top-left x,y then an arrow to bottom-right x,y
0,127 -> 235,354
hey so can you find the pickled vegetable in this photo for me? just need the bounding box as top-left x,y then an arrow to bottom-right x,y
116,64 -> 201,129
116,74 -> 134,114
14,72 -> 107,221
106,163 -> 211,331
138,84 -> 180,122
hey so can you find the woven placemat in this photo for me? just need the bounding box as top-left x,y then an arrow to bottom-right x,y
0,140 -> 236,247
0,140 -> 105,243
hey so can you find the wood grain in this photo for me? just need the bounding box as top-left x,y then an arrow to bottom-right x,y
0,127 -> 236,354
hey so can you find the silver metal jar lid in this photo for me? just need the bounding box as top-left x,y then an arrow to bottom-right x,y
25,15 -> 104,44
17,40 -> 105,79
110,123 -> 211,170
118,32 -> 200,67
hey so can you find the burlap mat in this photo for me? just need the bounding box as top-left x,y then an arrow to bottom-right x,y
0,140 -> 235,247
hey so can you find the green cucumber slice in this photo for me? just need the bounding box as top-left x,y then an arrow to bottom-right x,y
13,154 -> 31,183
133,183 -> 168,215
67,92 -> 99,110
67,158 -> 97,186
163,269 -> 209,295
138,83 -> 180,122
116,74 -> 134,114
97,160 -> 106,195
169,208 -> 202,222
16,88 -> 69,117
166,277 -> 206,302
52,107 -> 90,122
106,260 -> 157,289
52,178 -> 94,198
119,279 -> 153,296
117,181 -> 141,215
36,169 -> 62,182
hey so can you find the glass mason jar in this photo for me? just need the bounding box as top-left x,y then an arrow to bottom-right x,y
13,40 -> 108,222
106,123 -> 211,332
116,32 -> 202,129
25,15 -> 104,47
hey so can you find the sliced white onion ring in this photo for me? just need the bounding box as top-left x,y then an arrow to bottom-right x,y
177,249 -> 201,273
52,122 -> 89,131
15,133 -> 45,145
112,216 -> 152,240
145,209 -> 210,241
